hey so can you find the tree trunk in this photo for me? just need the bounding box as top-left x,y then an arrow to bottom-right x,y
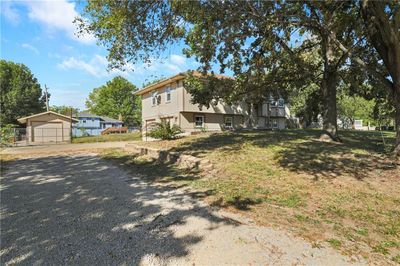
360,0 -> 400,155
321,33 -> 341,142
394,83 -> 400,156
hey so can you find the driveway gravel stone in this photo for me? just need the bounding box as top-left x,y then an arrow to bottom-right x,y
0,152 -> 365,265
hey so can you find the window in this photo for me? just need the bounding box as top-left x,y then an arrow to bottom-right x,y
151,91 -> 157,106
272,119 -> 278,129
166,87 -> 171,102
91,118 -> 95,122
278,98 -> 284,107
224,116 -> 233,128
194,115 -> 204,128
82,119 -> 86,123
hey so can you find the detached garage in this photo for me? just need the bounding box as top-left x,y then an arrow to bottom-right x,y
17,111 -> 78,143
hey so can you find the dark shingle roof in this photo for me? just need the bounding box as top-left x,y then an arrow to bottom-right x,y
100,116 -> 122,123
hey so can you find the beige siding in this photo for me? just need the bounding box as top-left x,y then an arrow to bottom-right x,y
27,113 -> 72,142
182,88 -> 248,115
180,112 -> 244,133
141,82 -> 184,121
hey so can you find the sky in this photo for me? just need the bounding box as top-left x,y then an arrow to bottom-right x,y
0,0 -> 203,110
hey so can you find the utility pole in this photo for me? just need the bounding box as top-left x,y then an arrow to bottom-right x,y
45,85 -> 49,111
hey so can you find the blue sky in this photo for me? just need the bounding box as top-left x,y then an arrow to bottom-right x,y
1,0 -> 202,110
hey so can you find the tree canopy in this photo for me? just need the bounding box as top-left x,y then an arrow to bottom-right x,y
0,60 -> 47,125
77,0 -> 400,154
50,105 -> 79,117
86,76 -> 141,126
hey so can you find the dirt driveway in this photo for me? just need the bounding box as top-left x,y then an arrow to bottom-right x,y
0,152 -> 364,265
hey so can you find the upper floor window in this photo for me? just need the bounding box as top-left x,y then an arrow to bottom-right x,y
151,91 -> 157,106
278,98 -> 285,107
166,87 -> 171,102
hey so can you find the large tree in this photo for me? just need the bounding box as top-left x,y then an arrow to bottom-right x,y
77,0 -> 399,152
86,76 -> 141,126
0,60 -> 47,125
76,1 -> 353,140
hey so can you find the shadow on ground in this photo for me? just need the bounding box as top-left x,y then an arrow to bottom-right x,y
0,154 -> 234,265
169,129 -> 397,181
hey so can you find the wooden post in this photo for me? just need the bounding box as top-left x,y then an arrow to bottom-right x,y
70,108 -> 73,143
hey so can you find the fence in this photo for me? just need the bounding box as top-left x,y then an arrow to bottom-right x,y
0,127 -> 71,147
72,127 -> 139,137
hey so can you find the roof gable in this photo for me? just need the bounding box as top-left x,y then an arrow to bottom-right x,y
17,111 -> 78,124
134,71 -> 232,96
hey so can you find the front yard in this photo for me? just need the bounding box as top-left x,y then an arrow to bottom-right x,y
101,129 -> 399,264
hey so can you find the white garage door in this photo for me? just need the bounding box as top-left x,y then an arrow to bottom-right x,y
32,122 -> 63,143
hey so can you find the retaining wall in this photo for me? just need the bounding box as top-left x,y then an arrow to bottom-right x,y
124,143 -> 213,172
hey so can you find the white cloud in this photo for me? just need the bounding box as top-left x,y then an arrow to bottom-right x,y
170,54 -> 186,66
57,53 -> 195,79
0,2 -> 20,24
21,43 -> 39,55
24,0 -> 95,44
57,55 -> 134,78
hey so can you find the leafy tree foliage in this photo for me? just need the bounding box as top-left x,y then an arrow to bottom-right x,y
77,0 -> 400,153
86,76 -> 141,126
141,75 -> 166,88
50,105 -> 79,117
0,60 -> 47,125
337,93 -> 375,128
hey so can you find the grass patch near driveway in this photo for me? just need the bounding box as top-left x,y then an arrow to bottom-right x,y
72,132 -> 141,143
103,129 -> 399,263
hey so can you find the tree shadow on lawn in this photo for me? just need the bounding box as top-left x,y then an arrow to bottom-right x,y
170,129 -> 396,181
275,130 -> 397,181
171,129 -> 317,158
0,154 -> 236,265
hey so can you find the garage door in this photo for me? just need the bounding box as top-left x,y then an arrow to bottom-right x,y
32,122 -> 63,143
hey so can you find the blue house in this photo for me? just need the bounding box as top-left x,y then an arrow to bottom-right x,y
72,112 -> 123,136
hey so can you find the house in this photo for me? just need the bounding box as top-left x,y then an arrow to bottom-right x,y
135,71 -> 291,136
72,112 -> 123,136
17,111 -> 78,143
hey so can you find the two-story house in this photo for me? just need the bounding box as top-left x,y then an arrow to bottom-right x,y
135,71 -> 290,136
72,112 -> 123,136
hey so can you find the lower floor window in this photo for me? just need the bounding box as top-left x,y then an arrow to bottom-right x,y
224,116 -> 233,128
272,119 -> 278,128
194,115 -> 204,128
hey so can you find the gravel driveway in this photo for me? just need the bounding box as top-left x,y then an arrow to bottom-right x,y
1,153 -> 364,265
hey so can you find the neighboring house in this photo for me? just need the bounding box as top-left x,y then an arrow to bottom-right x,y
17,111 -> 78,143
72,112 -> 123,136
135,71 -> 291,136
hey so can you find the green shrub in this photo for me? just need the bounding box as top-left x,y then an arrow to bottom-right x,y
0,125 -> 15,145
147,120 -> 183,140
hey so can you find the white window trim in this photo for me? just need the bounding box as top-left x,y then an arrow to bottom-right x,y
151,91 -> 157,106
165,87 -> 171,103
194,115 -> 204,128
224,116 -> 233,128
272,119 -> 278,129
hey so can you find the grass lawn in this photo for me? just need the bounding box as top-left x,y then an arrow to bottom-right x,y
101,129 -> 399,263
72,132 -> 141,143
